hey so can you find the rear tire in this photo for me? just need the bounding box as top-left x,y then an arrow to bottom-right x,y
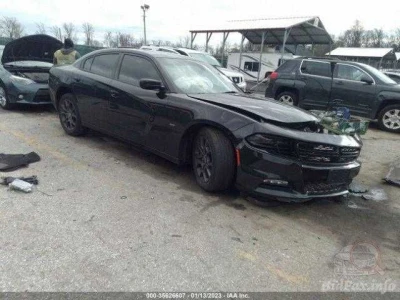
192,128 -> 235,192
58,93 -> 87,136
378,105 -> 400,133
276,91 -> 298,106
0,83 -> 14,110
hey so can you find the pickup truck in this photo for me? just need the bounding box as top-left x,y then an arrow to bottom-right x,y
265,58 -> 400,133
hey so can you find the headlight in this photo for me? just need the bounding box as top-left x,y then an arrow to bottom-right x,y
10,75 -> 35,85
246,134 -> 295,157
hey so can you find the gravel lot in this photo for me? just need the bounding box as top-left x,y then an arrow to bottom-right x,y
0,106 -> 399,292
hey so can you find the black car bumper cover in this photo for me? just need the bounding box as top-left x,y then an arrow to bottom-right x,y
236,141 -> 361,201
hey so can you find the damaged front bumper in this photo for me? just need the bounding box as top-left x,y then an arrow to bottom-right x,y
6,82 -> 52,105
234,123 -> 362,202
236,141 -> 361,202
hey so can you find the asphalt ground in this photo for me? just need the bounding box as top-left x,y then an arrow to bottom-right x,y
0,106 -> 399,292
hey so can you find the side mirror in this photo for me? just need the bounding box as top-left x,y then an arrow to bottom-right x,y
139,79 -> 166,91
360,76 -> 373,85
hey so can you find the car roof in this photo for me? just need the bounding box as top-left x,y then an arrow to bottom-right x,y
84,48 -> 196,60
174,47 -> 207,54
384,71 -> 400,76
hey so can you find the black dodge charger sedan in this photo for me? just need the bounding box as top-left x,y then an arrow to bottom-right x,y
49,49 -> 362,202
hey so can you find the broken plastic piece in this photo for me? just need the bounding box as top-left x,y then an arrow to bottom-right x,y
384,159 -> 400,187
0,152 -> 41,172
9,179 -> 33,193
362,188 -> 388,201
1,176 -> 39,186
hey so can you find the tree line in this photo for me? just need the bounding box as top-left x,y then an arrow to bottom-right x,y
2,17 -> 400,55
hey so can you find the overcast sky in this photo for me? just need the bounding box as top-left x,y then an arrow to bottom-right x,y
1,0 -> 399,46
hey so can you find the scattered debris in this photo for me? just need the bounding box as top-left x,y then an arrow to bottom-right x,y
120,196 -> 127,199
0,152 -> 41,172
171,235 -> 182,238
384,159 -> 400,187
9,179 -> 33,193
231,237 -> 243,243
1,176 -> 38,186
362,188 -> 389,201
349,181 -> 369,193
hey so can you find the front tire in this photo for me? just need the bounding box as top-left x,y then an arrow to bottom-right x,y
193,128 -> 235,192
276,91 -> 298,106
0,83 -> 14,110
378,105 -> 400,133
58,93 -> 87,136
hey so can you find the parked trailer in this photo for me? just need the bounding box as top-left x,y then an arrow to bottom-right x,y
227,52 -> 294,82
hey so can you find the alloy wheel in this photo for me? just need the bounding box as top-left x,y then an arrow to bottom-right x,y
279,95 -> 294,105
0,87 -> 7,107
194,136 -> 213,183
383,109 -> 400,130
59,98 -> 78,131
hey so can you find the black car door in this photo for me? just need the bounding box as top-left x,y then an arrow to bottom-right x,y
107,54 -> 171,153
330,63 -> 376,117
73,53 -> 120,129
298,60 -> 333,109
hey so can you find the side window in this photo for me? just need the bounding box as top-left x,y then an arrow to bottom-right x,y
276,60 -> 298,73
118,55 -> 161,86
301,61 -> 332,77
90,54 -> 119,78
83,57 -> 94,71
335,64 -> 371,82
244,62 -> 260,72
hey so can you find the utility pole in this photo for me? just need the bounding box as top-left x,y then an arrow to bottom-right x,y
141,4 -> 150,45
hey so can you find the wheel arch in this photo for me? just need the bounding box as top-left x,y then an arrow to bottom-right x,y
178,120 -> 237,165
55,86 -> 74,109
375,99 -> 400,119
275,86 -> 299,100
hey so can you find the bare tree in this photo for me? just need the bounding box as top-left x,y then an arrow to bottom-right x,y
63,22 -> 77,41
103,32 -> 114,47
35,22 -> 47,34
82,22 -> 95,46
338,20 -> 364,47
51,25 -> 63,40
371,29 -> 385,47
118,33 -> 135,47
0,17 -> 24,39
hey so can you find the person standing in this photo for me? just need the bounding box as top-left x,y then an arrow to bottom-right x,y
53,38 -> 81,66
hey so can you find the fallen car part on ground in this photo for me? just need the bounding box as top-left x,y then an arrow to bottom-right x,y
362,188 -> 389,201
384,159 -> 400,187
0,152 -> 41,172
1,175 -> 38,185
8,179 -> 33,193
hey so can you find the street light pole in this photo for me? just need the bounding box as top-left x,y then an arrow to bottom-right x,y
141,4 -> 150,45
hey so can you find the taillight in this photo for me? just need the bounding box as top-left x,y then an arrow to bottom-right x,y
269,72 -> 279,80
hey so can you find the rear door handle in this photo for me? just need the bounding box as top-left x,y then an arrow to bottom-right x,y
335,80 -> 344,85
73,78 -> 81,82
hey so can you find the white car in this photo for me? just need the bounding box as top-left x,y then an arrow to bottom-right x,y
140,46 -> 247,91
173,48 -> 247,91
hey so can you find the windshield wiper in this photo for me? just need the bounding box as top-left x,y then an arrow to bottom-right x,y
224,91 -> 238,94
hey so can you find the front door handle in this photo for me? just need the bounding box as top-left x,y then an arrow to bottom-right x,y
73,78 -> 81,82
110,91 -> 119,98
335,80 -> 344,85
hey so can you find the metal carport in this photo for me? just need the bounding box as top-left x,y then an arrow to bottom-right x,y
190,16 -> 333,82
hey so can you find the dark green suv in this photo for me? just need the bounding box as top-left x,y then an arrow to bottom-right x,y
265,58 -> 400,133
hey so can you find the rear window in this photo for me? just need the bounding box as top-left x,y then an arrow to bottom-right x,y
90,54 -> 119,78
301,60 -> 332,77
276,60 -> 298,73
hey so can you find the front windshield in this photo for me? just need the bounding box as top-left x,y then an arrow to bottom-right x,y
361,64 -> 397,84
160,57 -> 239,94
190,53 -> 221,67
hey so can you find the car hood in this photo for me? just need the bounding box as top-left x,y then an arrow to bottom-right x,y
1,34 -> 63,64
218,67 -> 243,78
187,93 -> 319,124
